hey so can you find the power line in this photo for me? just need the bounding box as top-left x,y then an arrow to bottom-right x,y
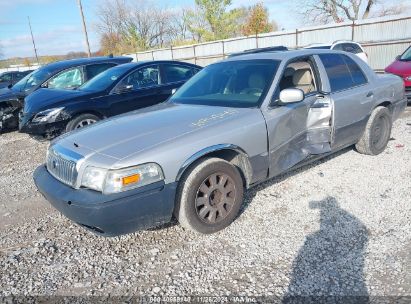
27,16 -> 39,65
77,0 -> 91,57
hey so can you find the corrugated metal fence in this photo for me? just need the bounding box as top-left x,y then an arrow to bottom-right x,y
125,14 -> 411,71
0,64 -> 40,74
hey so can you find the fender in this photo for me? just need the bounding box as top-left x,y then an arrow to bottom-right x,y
175,144 -> 253,187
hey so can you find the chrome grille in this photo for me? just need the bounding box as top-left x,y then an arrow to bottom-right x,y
46,148 -> 78,187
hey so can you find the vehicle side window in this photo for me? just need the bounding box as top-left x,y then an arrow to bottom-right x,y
342,55 -> 367,86
0,73 -> 12,82
119,65 -> 159,90
277,59 -> 318,94
85,63 -> 116,80
163,64 -> 193,83
47,67 -> 84,89
319,54 -> 366,92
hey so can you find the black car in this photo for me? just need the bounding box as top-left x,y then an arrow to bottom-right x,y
19,61 -> 202,139
0,70 -> 33,89
0,56 -> 132,132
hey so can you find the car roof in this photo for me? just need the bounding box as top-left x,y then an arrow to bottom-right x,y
107,60 -> 202,71
224,48 -> 339,62
41,56 -> 133,73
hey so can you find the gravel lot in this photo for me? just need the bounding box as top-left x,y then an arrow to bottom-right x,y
0,108 -> 410,299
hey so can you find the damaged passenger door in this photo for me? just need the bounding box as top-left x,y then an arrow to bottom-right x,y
263,56 -> 334,178
305,92 -> 333,154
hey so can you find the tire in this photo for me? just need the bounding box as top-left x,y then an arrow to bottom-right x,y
355,106 -> 392,155
175,158 -> 244,234
66,113 -> 100,132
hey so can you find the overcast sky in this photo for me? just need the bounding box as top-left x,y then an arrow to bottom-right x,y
0,0 -> 407,59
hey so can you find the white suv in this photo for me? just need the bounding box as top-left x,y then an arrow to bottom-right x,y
304,41 -> 368,64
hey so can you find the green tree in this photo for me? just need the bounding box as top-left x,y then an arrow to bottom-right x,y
242,2 -> 275,36
187,0 -> 246,42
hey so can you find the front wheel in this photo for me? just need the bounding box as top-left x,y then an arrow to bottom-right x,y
355,106 -> 392,155
66,113 -> 100,132
175,158 -> 244,234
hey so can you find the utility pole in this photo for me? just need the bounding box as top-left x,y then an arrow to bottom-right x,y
77,0 -> 91,57
27,16 -> 39,65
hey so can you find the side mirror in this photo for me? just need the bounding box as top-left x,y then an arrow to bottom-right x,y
115,84 -> 133,93
395,55 -> 401,60
278,88 -> 304,105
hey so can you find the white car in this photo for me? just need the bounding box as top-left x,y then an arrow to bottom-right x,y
304,41 -> 368,64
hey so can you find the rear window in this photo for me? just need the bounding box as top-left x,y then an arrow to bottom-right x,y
85,63 -> 117,79
334,43 -> 363,54
319,54 -> 367,92
163,64 -> 194,83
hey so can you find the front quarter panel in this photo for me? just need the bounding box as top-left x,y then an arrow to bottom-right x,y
113,108 -> 268,185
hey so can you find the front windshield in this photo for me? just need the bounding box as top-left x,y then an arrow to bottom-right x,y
12,68 -> 52,92
400,46 -> 411,61
79,65 -> 127,92
171,59 -> 279,108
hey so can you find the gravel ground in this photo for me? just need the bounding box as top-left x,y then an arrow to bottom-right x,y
0,109 -> 410,300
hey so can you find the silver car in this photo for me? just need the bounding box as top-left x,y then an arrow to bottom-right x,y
34,49 -> 407,236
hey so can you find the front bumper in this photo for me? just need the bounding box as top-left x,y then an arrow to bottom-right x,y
33,165 -> 177,236
19,112 -> 67,137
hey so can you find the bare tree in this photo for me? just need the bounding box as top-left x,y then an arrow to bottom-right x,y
299,0 -> 383,24
372,1 -> 411,17
96,0 -> 184,53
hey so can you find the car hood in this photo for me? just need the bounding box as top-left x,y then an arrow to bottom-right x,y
385,60 -> 411,76
24,88 -> 93,113
0,87 -> 22,103
57,102 -> 252,161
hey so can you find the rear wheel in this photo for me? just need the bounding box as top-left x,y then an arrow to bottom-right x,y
355,106 -> 392,155
66,113 -> 100,132
175,158 -> 244,234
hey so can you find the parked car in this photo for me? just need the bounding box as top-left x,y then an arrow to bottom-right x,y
0,56 -> 132,133
304,41 -> 368,63
34,49 -> 406,236
385,45 -> 411,103
19,61 -> 202,139
0,70 -> 33,89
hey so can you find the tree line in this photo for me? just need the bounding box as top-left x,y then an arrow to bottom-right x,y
96,0 -> 408,56
96,0 -> 277,55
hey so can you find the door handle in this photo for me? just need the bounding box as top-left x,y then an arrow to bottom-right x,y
366,92 -> 374,98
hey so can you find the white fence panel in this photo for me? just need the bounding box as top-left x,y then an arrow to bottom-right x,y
172,46 -> 195,60
0,65 -> 40,74
224,37 -> 257,54
195,42 -> 223,57
152,49 -> 172,60
298,23 -> 353,46
137,52 -> 154,61
257,31 -> 296,48
354,15 -> 411,42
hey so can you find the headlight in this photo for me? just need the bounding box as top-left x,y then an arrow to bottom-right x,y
405,76 -> 411,81
81,163 -> 164,194
32,107 -> 64,123
81,166 -> 108,192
